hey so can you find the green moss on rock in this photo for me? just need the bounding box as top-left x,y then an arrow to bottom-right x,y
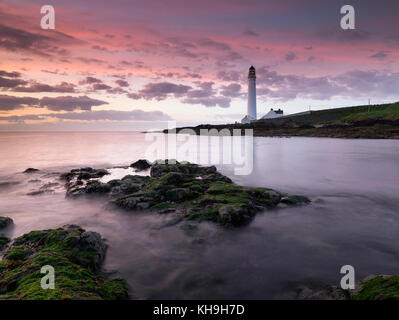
0,235 -> 10,251
353,275 -> 399,300
0,225 -> 128,300
62,160 -> 311,227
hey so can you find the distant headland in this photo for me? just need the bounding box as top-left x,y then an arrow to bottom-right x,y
165,102 -> 399,139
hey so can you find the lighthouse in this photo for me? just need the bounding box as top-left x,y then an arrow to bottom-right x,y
241,66 -> 257,124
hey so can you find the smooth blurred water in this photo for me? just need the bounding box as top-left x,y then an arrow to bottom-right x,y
1,131 -> 399,299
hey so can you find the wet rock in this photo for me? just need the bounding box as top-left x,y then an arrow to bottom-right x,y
0,225 -> 128,300
27,189 -> 54,196
0,235 -> 10,251
281,195 -> 311,205
23,168 -> 39,173
85,180 -> 112,194
218,205 -> 255,226
136,202 -> 150,210
114,196 -> 140,210
351,274 -> 399,300
0,181 -> 20,188
61,160 -> 310,228
61,168 -> 109,183
0,217 -> 13,230
130,159 -> 151,171
40,182 -> 59,189
165,188 -> 192,201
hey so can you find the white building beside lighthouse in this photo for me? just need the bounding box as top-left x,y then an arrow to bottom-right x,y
241,66 -> 257,124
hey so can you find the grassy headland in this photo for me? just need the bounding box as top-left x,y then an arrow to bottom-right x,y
165,102 -> 399,139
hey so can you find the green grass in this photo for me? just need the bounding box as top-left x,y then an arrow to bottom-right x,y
342,102 -> 399,122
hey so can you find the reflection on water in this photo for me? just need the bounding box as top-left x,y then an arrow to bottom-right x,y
1,132 -> 399,299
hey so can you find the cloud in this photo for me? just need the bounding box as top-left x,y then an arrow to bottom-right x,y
285,51 -> 296,61
217,70 -> 241,82
45,109 -> 172,121
0,94 -> 108,111
220,83 -> 242,98
14,82 -> 76,93
130,82 -> 192,100
182,82 -> 232,108
197,38 -> 231,51
0,95 -> 39,110
0,70 -> 75,92
255,66 -> 399,102
128,80 -> 234,108
39,96 -> 108,111
0,76 -> 27,88
115,79 -> 129,87
0,110 -> 172,122
0,114 -> 42,122
316,28 -> 372,43
242,29 -> 259,37
0,70 -> 21,78
334,70 -> 399,97
0,23 -> 79,57
182,96 -> 231,108
92,83 -> 112,91
369,51 -> 389,59
79,77 -> 103,85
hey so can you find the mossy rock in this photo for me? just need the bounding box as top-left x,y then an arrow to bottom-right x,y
0,235 -> 10,251
353,275 -> 399,300
61,160 -> 311,227
0,225 -> 128,300
0,216 -> 13,230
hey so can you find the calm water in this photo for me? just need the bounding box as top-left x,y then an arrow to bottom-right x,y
1,131 -> 399,299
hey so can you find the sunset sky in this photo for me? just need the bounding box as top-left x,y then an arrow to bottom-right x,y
0,0 -> 398,131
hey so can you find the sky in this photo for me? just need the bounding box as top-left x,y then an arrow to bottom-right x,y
0,0 -> 398,131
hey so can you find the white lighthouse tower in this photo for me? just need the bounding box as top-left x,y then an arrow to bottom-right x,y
241,66 -> 257,124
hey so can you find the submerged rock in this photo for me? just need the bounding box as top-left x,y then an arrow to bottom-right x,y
0,217 -> 13,230
61,160 -> 311,227
281,195 -> 311,205
23,168 -> 40,173
0,225 -> 128,300
130,159 -> 151,171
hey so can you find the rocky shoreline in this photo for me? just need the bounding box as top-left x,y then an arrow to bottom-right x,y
61,160 -> 310,227
164,119 -> 399,139
1,160 -> 398,300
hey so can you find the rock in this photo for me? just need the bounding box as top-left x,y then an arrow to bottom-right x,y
281,195 -> 311,205
62,160 -> 310,228
85,180 -> 112,194
136,202 -> 150,210
218,205 -> 254,226
27,189 -> 54,196
130,159 -> 151,171
300,286 -> 349,300
0,235 -> 10,251
351,274 -> 399,300
0,181 -> 20,188
115,196 -> 140,210
165,188 -> 192,201
0,216 -> 13,229
23,168 -> 39,173
79,231 -> 107,271
0,225 -> 128,300
264,190 -> 282,205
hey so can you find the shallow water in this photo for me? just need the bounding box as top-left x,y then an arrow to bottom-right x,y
1,131 -> 399,299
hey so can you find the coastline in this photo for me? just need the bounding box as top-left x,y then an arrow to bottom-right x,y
163,119 -> 399,139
